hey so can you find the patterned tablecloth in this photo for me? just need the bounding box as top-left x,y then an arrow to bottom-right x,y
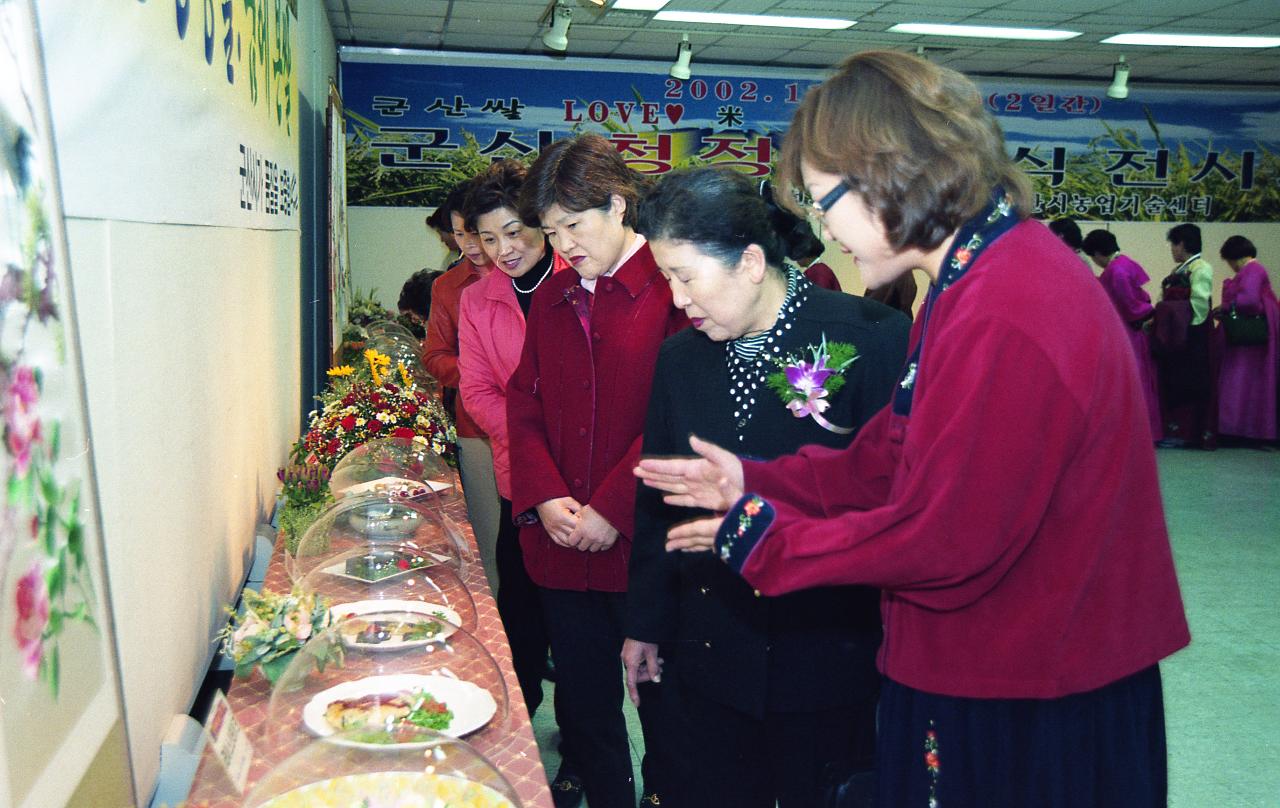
183,481 -> 552,808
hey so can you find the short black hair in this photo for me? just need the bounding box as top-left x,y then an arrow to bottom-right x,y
1081,229 -> 1119,258
398,268 -> 440,321
434,181 -> 474,232
1048,218 -> 1083,251
462,159 -> 527,231
760,180 -> 825,265
1167,223 -> 1202,254
1219,235 -> 1257,262
636,167 -> 786,270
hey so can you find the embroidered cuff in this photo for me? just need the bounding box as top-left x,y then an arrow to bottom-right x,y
715,494 -> 775,574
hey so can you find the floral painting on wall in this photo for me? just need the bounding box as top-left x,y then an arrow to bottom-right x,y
0,0 -> 133,804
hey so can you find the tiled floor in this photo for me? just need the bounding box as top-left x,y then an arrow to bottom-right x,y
529,446 -> 1280,806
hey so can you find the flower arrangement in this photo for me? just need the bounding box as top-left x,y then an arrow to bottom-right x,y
294,349 -> 456,469
216,588 -> 337,683
766,337 -> 859,435
277,464 -> 335,555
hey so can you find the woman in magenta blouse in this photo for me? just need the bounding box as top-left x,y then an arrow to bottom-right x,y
1082,228 -> 1162,440
1215,235 -> 1278,441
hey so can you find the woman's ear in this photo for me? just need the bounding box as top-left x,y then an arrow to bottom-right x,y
609,193 -> 628,222
738,243 -> 769,284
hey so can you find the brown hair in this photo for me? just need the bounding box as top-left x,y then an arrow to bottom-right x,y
777,50 -> 1032,252
519,134 -> 647,228
462,159 -> 527,231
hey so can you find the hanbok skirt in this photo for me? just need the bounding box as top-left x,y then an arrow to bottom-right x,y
876,666 -> 1167,808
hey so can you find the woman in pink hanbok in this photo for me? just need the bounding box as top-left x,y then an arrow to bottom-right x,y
1083,230 -> 1162,439
1215,236 -> 1278,441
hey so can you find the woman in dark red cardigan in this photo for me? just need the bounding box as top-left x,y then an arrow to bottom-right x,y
507,134 -> 685,808
637,52 -> 1188,808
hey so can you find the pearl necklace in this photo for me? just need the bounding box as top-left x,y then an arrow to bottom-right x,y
511,260 -> 553,294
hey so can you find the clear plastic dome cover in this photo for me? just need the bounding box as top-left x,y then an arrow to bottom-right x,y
365,319 -> 416,340
259,619 -> 516,782
330,436 -> 455,501
242,731 -> 522,808
287,496 -> 477,631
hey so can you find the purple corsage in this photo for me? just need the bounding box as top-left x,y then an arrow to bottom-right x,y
766,336 -> 859,434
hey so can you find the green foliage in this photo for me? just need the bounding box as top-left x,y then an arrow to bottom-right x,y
279,497 -> 334,556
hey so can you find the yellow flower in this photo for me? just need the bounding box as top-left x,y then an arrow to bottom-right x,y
363,348 -> 391,368
326,365 -> 354,377
397,362 -> 413,389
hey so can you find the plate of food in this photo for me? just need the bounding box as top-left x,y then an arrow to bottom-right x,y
254,771 -> 515,808
339,475 -> 453,499
331,600 -> 461,650
321,548 -> 449,583
303,673 -> 497,748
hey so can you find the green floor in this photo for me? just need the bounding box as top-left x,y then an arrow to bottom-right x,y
530,447 -> 1280,806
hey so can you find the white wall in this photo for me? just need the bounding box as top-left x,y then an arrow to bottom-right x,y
44,1 -> 337,799
68,221 -> 300,798
349,206 -> 453,311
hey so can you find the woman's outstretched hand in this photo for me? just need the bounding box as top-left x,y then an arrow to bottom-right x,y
634,434 -> 745,513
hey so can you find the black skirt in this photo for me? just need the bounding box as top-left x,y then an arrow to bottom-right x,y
877,666 -> 1167,808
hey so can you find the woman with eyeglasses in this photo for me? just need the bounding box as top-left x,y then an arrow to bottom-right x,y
636,51 -> 1188,808
625,166 -> 909,807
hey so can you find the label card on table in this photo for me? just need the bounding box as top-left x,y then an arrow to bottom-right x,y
204,690 -> 254,795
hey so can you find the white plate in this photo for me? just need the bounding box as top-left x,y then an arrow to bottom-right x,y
303,673 -> 497,749
339,475 -> 452,498
331,600 -> 461,650
321,550 -> 451,584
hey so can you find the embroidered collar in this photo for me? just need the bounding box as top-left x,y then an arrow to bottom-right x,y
1174,253 -> 1202,274
892,188 -> 1019,417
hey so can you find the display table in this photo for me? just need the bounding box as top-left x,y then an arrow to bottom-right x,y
183,484 -> 552,807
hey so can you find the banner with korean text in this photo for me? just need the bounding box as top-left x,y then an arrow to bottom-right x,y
36,0 -> 300,229
340,50 -> 1279,223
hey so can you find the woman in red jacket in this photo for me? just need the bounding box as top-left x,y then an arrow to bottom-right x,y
508,134 -> 685,808
637,52 -> 1188,808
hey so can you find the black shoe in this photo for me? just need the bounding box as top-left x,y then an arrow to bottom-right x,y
550,769 -> 583,808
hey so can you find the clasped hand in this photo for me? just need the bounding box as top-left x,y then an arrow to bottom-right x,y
534,498 -> 619,552
633,435 -> 746,553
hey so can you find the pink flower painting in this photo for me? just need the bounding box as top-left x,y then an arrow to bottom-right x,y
14,561 -> 50,679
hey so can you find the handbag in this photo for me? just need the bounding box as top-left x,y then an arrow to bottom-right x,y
1223,306 -> 1268,346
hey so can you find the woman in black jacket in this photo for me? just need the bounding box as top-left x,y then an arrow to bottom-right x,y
623,167 -> 910,807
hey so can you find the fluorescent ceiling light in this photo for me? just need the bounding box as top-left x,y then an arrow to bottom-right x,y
612,0 -> 669,10
1102,32 -> 1280,48
889,23 -> 1080,41
653,11 -> 855,30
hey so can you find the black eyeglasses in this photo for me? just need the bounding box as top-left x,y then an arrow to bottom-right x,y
793,179 -> 851,219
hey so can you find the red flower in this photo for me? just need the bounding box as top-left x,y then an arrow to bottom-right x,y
391,427 -> 415,439
396,559 -> 410,570
370,393 -> 383,407
404,403 -> 418,415
325,438 -> 341,455
953,247 -> 973,267
14,562 -> 49,679
925,751 -> 939,770
367,420 -> 382,432
340,415 -> 356,431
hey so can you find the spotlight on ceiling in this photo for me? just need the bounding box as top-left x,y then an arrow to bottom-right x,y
670,33 -> 693,80
543,2 -> 572,51
1107,55 -> 1130,100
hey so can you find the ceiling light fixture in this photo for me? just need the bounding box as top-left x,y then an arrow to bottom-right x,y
1102,32 -> 1280,48
613,0 -> 669,10
1106,55 -> 1130,100
653,11 -> 854,30
670,33 -> 692,80
542,2 -> 572,51
889,23 -> 1081,41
